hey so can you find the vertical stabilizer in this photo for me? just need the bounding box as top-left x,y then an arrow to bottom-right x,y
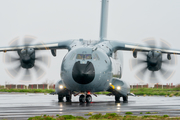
100,0 -> 109,41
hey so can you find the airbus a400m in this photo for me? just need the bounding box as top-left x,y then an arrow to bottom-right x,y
1,0 -> 180,103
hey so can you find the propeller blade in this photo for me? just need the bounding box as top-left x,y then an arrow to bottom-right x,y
6,64 -> 21,78
162,55 -> 176,66
130,59 -> 147,69
23,36 -> 36,45
9,37 -> 19,47
162,59 -> 173,65
149,71 -> 158,83
34,65 -> 46,79
22,69 -> 31,81
4,53 -> 20,64
35,56 -> 49,65
4,36 -> 50,82
159,68 -> 175,80
135,66 -> 148,81
160,39 -> 170,49
140,52 -> 147,57
143,39 -> 156,48
131,38 -> 177,83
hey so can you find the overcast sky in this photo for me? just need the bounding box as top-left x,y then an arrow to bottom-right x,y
0,0 -> 180,85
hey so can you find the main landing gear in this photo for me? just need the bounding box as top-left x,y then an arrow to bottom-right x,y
58,94 -> 72,102
115,95 -> 128,102
58,90 -> 72,102
79,94 -> 92,103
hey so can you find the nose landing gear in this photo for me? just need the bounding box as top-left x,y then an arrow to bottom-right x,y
79,94 -> 86,103
79,94 -> 92,103
86,95 -> 92,103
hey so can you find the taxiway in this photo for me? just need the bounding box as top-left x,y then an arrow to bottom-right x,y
0,93 -> 180,119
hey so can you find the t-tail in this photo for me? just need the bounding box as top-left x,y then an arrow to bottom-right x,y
99,0 -> 109,41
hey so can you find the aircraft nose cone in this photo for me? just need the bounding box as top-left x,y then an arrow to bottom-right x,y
72,61 -> 95,84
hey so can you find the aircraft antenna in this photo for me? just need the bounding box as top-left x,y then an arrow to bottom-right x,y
99,0 -> 109,41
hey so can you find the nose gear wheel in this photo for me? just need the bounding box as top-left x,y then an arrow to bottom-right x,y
79,94 -> 92,103
79,94 -> 86,103
86,95 -> 92,103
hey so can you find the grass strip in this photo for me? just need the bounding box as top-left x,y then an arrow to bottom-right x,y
0,88 -> 55,93
0,87 -> 180,96
130,88 -> 180,96
28,113 -> 180,120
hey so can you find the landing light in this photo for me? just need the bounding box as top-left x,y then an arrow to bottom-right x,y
117,103 -> 121,107
59,85 -> 63,89
117,86 -> 121,90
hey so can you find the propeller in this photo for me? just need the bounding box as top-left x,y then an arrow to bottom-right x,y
129,38 -> 177,83
3,36 -> 51,82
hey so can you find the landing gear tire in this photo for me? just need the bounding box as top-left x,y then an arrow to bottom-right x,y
66,95 -> 72,102
79,94 -> 86,103
123,95 -> 128,102
58,94 -> 64,102
86,95 -> 92,103
115,96 -> 120,102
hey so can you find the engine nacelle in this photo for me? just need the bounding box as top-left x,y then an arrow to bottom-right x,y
147,51 -> 162,71
55,80 -> 71,96
107,78 -> 130,97
18,48 -> 35,69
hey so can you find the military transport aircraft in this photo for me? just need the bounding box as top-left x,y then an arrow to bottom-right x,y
1,0 -> 180,103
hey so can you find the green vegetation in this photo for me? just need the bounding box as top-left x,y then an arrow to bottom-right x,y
152,112 -> 158,114
145,112 -> 158,114
169,93 -> 174,97
130,87 -> 180,96
0,86 -> 4,89
84,112 -> 93,116
0,88 -> 55,93
28,113 -> 180,120
125,112 -> 133,115
145,112 -> 151,114
89,113 -> 120,119
95,91 -> 110,95
163,115 -> 169,117
28,114 -> 85,120
95,87 -> 180,96
1,87 -> 180,96
96,87 -> 180,96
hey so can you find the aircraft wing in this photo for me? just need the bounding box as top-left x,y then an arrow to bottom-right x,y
110,40 -> 180,55
0,40 -> 73,52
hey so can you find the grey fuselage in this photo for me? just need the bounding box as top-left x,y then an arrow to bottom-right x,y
58,40 -> 129,96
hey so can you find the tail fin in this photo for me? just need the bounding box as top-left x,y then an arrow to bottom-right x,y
99,0 -> 109,41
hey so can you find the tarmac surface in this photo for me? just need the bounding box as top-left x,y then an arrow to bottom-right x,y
0,92 -> 180,120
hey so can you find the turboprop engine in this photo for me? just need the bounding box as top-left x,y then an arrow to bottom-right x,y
147,51 -> 162,71
107,78 -> 131,102
18,48 -> 35,69
3,36 -> 50,81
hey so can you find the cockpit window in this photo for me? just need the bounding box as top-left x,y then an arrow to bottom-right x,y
76,54 -> 92,59
76,54 -> 83,59
86,54 -> 92,59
